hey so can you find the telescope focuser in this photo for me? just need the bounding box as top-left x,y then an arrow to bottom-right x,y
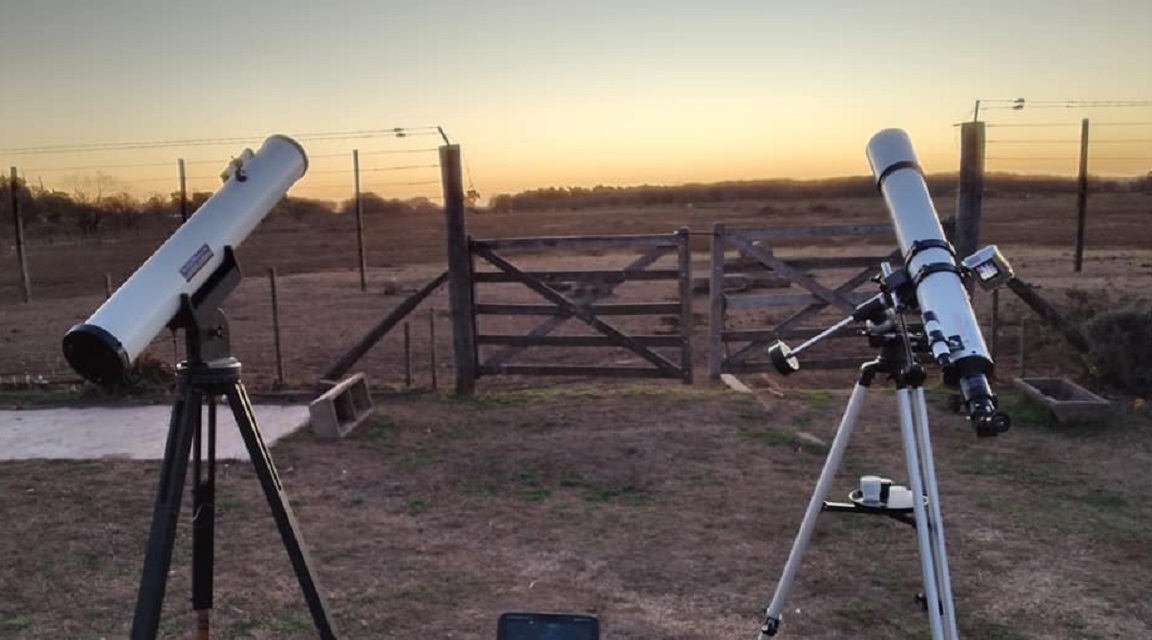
969,404 -> 1011,438
959,374 -> 1011,437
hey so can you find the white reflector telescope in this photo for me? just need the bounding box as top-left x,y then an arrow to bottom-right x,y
63,135 -> 308,385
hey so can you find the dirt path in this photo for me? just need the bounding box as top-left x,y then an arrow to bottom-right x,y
0,404 -> 309,460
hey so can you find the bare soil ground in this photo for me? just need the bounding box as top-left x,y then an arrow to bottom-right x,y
2,385 -> 1151,639
2,193 -> 1152,639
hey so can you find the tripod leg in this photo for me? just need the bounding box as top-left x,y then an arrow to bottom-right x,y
131,385 -> 201,640
896,389 -> 945,640
192,395 -> 218,640
224,381 -> 340,640
911,388 -> 959,640
760,382 -> 871,637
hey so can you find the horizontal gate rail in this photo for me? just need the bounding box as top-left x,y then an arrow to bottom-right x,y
733,223 -> 893,240
477,364 -> 682,379
476,334 -> 682,348
478,234 -> 679,250
476,302 -> 682,316
474,269 -> 680,284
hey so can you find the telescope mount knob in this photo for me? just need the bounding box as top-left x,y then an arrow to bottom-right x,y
768,341 -> 800,376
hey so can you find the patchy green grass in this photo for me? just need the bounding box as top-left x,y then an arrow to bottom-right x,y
363,415 -> 400,445
0,385 -> 173,408
4,382 -> 1151,639
405,494 -> 431,515
738,424 -> 829,455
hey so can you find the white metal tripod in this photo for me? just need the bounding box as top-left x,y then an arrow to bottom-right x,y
758,329 -> 960,640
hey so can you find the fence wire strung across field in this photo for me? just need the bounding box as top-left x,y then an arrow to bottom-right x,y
2,126 -> 456,206
977,103 -> 1152,178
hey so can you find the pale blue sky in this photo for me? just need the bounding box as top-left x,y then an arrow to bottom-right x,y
2,0 -> 1150,199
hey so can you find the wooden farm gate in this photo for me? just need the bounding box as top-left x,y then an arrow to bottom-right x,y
465,229 -> 694,384
708,223 -> 900,377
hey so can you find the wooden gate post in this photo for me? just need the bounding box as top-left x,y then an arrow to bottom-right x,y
440,145 -> 477,395
354,149 -> 368,291
269,267 -> 286,387
708,223 -> 725,380
1074,118 -> 1090,272
955,121 -> 985,260
676,227 -> 694,384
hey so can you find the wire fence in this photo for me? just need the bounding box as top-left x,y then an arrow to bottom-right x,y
978,106 -> 1152,178
0,125 -> 488,308
3,126 -> 457,205
960,103 -> 1152,274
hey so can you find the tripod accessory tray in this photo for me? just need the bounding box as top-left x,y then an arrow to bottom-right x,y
846,487 -> 923,513
822,487 -> 927,528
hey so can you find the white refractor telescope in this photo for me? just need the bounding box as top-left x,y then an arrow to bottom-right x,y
866,128 -> 1009,435
63,135 -> 308,385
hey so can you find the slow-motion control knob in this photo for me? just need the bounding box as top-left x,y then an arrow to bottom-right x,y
768,341 -> 800,375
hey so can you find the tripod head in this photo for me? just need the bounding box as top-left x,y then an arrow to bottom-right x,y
168,245 -> 242,369
767,264 -> 1011,437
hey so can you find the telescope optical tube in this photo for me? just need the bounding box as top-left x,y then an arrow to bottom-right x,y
866,129 -> 1008,436
63,135 -> 308,385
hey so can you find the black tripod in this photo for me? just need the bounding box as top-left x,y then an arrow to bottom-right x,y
129,249 -> 340,640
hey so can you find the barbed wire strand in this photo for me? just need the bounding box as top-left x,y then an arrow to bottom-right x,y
0,127 -> 443,155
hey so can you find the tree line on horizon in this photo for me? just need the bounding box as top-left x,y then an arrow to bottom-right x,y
2,171 -> 1148,241
0,175 -> 440,241
487,172 -> 1152,212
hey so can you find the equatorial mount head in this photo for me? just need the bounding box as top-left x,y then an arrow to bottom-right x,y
761,259 -> 1010,437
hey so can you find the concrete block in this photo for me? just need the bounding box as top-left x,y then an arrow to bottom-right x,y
309,373 -> 374,440
1012,377 -> 1111,423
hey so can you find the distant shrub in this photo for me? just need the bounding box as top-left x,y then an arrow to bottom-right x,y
1083,304 -> 1152,395
83,353 -> 175,399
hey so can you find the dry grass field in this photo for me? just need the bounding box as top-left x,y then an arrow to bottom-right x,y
2,192 -> 1151,638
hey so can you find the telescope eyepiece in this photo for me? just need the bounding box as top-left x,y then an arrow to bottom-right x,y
974,410 -> 1012,438
959,374 -> 1010,437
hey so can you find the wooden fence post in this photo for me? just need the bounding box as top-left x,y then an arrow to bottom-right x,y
955,121 -> 985,261
269,267 -> 286,387
354,149 -> 367,291
403,321 -> 412,388
708,223 -> 726,379
440,144 -> 477,395
177,159 -> 188,223
429,308 -> 438,391
1019,319 -> 1028,378
10,167 -> 31,302
677,227 -> 694,384
1074,118 -> 1090,272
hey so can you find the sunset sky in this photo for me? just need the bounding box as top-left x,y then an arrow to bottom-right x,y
2,0 -> 1150,202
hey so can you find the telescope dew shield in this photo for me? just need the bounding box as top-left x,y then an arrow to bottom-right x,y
865,129 -> 992,378
63,135 -> 308,385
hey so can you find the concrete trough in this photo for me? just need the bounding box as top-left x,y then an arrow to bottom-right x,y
1012,377 -> 1111,423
